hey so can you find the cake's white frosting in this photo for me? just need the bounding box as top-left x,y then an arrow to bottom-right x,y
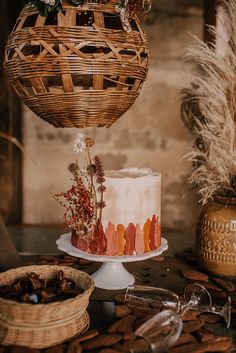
102,168 -> 161,228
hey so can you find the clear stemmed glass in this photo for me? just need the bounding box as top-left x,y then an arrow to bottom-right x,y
125,283 -> 231,328
183,283 -> 231,328
125,283 -> 231,353
125,285 -> 181,313
132,309 -> 183,353
125,283 -> 212,315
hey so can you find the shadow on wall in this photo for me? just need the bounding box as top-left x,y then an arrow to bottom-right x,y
22,0 -> 203,230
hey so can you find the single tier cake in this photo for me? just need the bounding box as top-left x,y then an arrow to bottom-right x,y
71,168 -> 161,256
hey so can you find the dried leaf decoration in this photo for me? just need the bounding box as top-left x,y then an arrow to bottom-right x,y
181,0 -> 236,205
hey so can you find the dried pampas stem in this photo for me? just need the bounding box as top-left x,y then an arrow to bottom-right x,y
181,0 -> 236,205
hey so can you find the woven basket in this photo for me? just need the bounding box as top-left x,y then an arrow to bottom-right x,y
4,0 -> 149,128
0,265 -> 94,348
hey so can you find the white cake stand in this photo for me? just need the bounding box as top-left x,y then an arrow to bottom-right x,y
56,233 -> 168,290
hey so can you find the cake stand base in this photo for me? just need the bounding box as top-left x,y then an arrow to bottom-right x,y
56,233 -> 168,290
91,262 -> 135,290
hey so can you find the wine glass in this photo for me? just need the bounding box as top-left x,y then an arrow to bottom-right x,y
125,285 -> 181,313
125,283 -> 211,315
132,310 -> 183,353
183,283 -> 231,328
125,284 -> 231,352
125,283 -> 231,328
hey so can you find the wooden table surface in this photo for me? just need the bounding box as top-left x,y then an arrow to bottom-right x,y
0,225 -> 235,352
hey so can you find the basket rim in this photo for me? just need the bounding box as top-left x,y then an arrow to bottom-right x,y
0,265 -> 95,308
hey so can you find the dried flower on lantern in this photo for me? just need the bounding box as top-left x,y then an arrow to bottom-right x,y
40,0 -> 56,5
26,0 -> 152,31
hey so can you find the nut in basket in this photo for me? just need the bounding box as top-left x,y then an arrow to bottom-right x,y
0,265 -> 95,348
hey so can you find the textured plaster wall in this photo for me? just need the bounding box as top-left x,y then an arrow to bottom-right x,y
23,0 -> 203,230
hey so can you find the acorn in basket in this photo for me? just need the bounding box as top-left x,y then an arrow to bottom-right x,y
0,269 -> 83,304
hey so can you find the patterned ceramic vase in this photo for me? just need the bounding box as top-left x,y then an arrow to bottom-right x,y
196,195 -> 236,279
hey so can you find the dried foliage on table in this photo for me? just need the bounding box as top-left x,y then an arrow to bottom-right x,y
181,0 -> 236,205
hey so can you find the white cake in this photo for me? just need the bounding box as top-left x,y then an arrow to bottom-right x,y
103,168 -> 161,228
71,168 -> 162,256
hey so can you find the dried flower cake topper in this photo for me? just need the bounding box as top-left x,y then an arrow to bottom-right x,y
52,133 -> 106,236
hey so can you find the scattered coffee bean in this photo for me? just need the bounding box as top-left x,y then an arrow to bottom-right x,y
66,342 -> 82,353
150,256 -> 165,262
108,315 -> 136,334
83,334 -> 122,350
79,259 -> 92,265
183,319 -> 205,333
115,305 -> 132,318
211,278 -> 236,292
98,349 -> 124,353
210,290 -> 228,299
196,281 -> 222,292
169,341 -> 212,353
181,270 -> 209,283
72,330 -> 99,344
114,294 -> 126,304
172,333 -> 197,347
181,310 -> 200,322
198,313 -> 221,324
124,338 -> 150,353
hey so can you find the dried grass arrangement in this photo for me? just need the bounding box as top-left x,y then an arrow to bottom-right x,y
181,0 -> 236,205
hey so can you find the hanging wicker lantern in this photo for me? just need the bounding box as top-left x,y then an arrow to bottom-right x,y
4,0 -> 149,128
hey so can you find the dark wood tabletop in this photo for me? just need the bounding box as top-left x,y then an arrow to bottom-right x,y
0,225 -> 235,352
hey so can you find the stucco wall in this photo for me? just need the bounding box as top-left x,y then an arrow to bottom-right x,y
23,0 -> 203,230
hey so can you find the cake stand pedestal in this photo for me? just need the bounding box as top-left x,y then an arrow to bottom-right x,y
56,233 -> 168,290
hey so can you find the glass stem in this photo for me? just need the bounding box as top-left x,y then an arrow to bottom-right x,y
179,297 -> 199,316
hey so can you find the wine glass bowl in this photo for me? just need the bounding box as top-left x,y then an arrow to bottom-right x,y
183,283 -> 231,328
183,282 -> 212,309
125,285 -> 181,313
134,309 -> 183,353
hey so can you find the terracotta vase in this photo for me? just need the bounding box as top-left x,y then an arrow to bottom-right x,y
196,195 -> 236,278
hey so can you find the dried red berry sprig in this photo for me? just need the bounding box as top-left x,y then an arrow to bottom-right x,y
53,175 -> 96,235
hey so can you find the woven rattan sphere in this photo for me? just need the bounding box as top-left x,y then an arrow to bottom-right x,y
4,0 -> 149,128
